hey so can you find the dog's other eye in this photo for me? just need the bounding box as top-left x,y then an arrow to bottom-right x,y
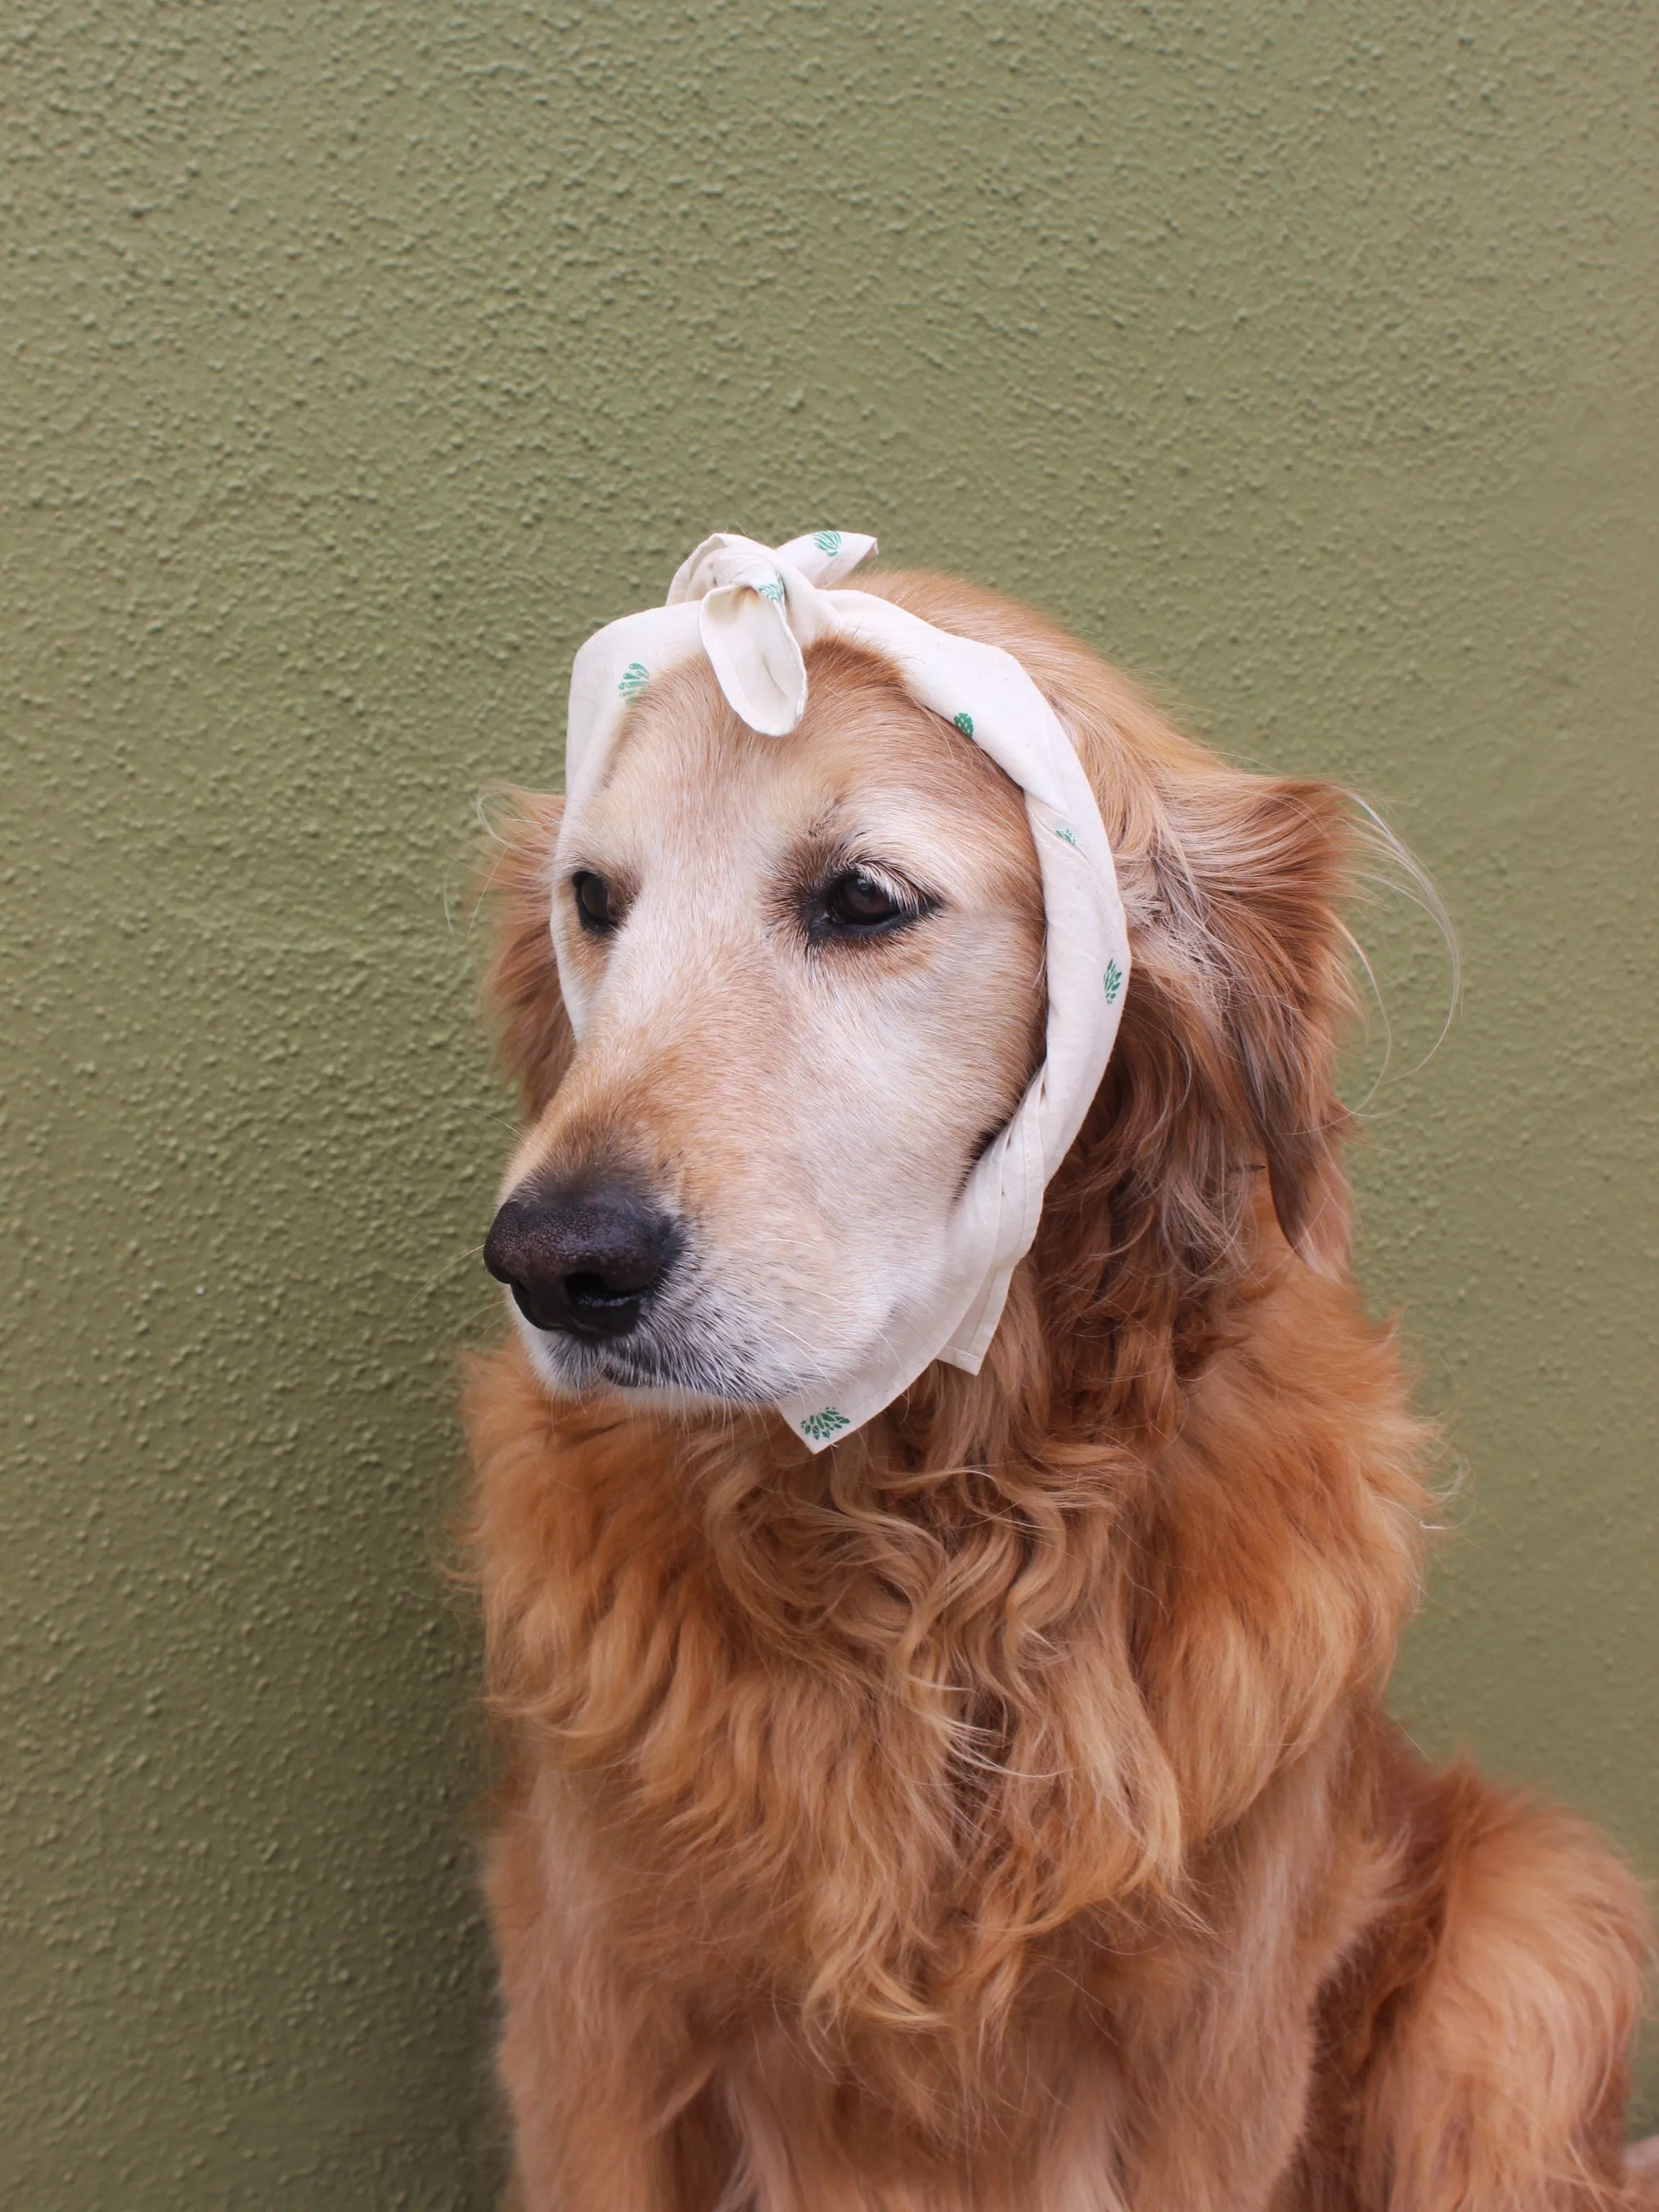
572,870 -> 617,936
826,869 -> 903,926
810,866 -> 929,943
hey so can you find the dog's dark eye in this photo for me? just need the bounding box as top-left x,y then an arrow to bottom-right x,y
823,869 -> 909,931
825,870 -> 904,927
805,866 -> 932,946
572,871 -> 616,936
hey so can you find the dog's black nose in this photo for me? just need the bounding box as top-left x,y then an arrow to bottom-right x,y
483,1182 -> 679,1340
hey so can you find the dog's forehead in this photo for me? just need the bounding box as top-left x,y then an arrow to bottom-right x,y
580,644 -> 1033,881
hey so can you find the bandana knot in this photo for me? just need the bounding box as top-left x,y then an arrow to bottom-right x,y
662,529 -> 880,735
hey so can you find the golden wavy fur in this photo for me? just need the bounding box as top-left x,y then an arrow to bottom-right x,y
465,572 -> 1651,2208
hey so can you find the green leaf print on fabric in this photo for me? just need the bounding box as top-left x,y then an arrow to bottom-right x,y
619,662 -> 649,701
800,1408 -> 851,1443
1103,960 -> 1124,1004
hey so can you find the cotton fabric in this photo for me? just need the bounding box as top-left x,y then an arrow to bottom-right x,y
557,531 -> 1131,1449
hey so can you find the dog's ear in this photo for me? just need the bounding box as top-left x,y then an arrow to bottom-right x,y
1156,773 -> 1358,1276
881,598 -> 1368,1294
475,789 -> 573,1120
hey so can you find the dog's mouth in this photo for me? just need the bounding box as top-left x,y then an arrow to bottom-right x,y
510,1266 -> 785,1408
528,1331 -> 775,1408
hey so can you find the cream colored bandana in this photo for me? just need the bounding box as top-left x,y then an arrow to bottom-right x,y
557,530 -> 1130,1451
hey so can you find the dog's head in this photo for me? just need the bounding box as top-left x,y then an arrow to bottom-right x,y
480,572 -> 1366,1434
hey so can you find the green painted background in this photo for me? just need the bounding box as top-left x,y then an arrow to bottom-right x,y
4,4 -> 1655,2202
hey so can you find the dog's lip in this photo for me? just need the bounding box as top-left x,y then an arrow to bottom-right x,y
519,1312 -> 775,1405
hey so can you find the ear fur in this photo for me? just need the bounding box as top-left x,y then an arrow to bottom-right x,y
1166,773 -> 1358,1276
474,788 -> 573,1120
1032,757 -> 1360,1405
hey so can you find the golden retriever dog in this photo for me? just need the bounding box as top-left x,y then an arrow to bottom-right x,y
464,567 -> 1651,2209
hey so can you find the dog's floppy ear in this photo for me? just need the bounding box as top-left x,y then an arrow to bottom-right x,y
1162,773 -> 1358,1275
475,788 -> 574,1120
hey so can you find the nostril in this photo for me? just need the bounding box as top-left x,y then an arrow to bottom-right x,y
507,1278 -> 567,1334
484,1182 -> 680,1341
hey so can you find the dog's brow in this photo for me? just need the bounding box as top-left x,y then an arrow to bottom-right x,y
799,800 -> 848,847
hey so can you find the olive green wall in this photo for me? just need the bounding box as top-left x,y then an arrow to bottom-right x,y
3,3 -> 1655,2202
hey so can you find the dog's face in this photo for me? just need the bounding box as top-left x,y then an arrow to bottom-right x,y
484,573 -> 1367,1430
485,641 -> 1046,1408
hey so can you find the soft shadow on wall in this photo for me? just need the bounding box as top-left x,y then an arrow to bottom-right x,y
2,4 -> 1655,2205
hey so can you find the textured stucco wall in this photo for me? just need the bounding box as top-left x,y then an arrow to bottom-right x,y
3,4 -> 1655,2203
